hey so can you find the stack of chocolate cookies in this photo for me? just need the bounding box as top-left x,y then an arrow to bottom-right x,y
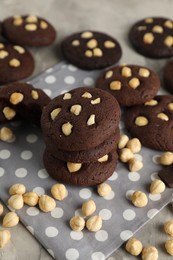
41,87 -> 121,186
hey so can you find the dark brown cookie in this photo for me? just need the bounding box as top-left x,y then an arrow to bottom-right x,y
129,17 -> 173,58
61,31 -> 122,70
158,165 -> 173,187
125,95 -> 173,151
96,64 -> 160,106
45,129 -> 120,163
0,82 -> 51,125
2,15 -> 56,46
43,148 -> 118,186
41,87 -> 121,151
163,59 -> 173,93
0,43 -> 34,84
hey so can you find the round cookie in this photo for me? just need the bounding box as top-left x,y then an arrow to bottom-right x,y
45,129 -> 120,163
41,87 -> 121,151
96,64 -> 160,106
2,15 -> 56,46
129,17 -> 173,58
43,148 -> 118,186
0,43 -> 34,84
0,82 -> 51,125
61,31 -> 122,70
125,95 -> 173,151
163,59 -> 173,93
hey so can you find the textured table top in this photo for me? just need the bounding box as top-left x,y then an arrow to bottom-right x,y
0,0 -> 173,259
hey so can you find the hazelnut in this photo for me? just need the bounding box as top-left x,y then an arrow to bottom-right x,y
125,237 -> 143,256
126,138 -> 141,153
128,158 -> 143,172
97,183 -> 112,197
81,200 -> 96,217
150,179 -> 165,194
165,239 -> 173,255
164,220 -> 173,236
119,148 -> 134,163
62,122 -> 73,136
135,116 -> 148,126
67,162 -> 82,173
87,114 -> 95,126
0,203 -> 3,216
51,184 -> 68,201
131,191 -> 148,208
0,230 -> 11,248
8,194 -> 24,210
9,183 -> 26,195
23,192 -> 39,206
69,216 -> 85,231
159,152 -> 173,165
86,215 -> 102,232
2,212 -> 19,228
39,195 -> 56,212
142,246 -> 158,260
0,127 -> 13,142
118,134 -> 129,149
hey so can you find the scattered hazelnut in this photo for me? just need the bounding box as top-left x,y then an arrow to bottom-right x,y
97,183 -> 112,197
119,148 -> 134,163
165,239 -> 173,255
81,200 -> 96,217
128,158 -> 143,172
23,192 -> 39,206
9,183 -> 26,195
164,220 -> 173,236
8,194 -> 24,210
118,134 -> 129,149
0,203 -> 3,216
150,179 -> 165,194
0,127 -> 13,142
69,216 -> 85,231
2,212 -> 19,228
86,215 -> 102,232
126,138 -> 141,153
142,246 -> 158,260
159,152 -> 173,165
51,183 -> 68,201
0,230 -> 11,248
39,194 -> 56,213
125,237 -> 143,256
131,191 -> 148,208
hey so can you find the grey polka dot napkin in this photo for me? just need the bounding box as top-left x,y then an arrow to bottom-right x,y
0,62 -> 172,260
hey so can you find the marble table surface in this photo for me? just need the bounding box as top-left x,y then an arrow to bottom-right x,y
0,0 -> 173,259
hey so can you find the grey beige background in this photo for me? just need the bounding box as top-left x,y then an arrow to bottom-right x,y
0,0 -> 173,259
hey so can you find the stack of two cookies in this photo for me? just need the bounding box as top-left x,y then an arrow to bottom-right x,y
41,87 -> 121,186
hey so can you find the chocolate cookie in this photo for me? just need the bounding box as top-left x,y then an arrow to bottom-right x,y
163,59 -> 173,93
0,82 -> 51,125
43,148 -> 118,186
0,43 -> 34,84
41,87 -> 121,151
2,15 -> 56,46
129,17 -> 173,58
158,165 -> 173,187
125,95 -> 173,151
61,31 -> 122,70
45,129 -> 120,163
96,64 -> 160,106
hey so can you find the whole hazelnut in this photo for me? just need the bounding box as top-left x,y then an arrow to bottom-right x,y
69,216 -> 85,231
23,192 -> 39,206
125,237 -> 143,256
142,246 -> 158,260
9,183 -> 26,195
51,183 -> 68,201
165,239 -> 173,256
150,179 -> 165,194
81,200 -> 96,217
8,194 -> 24,210
39,195 -> 56,212
97,183 -> 112,197
131,191 -> 148,208
164,221 -> 173,236
86,215 -> 102,232
0,203 -> 4,216
0,230 -> 11,248
2,212 -> 19,228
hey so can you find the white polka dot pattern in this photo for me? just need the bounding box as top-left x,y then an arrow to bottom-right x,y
0,61 -> 172,260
